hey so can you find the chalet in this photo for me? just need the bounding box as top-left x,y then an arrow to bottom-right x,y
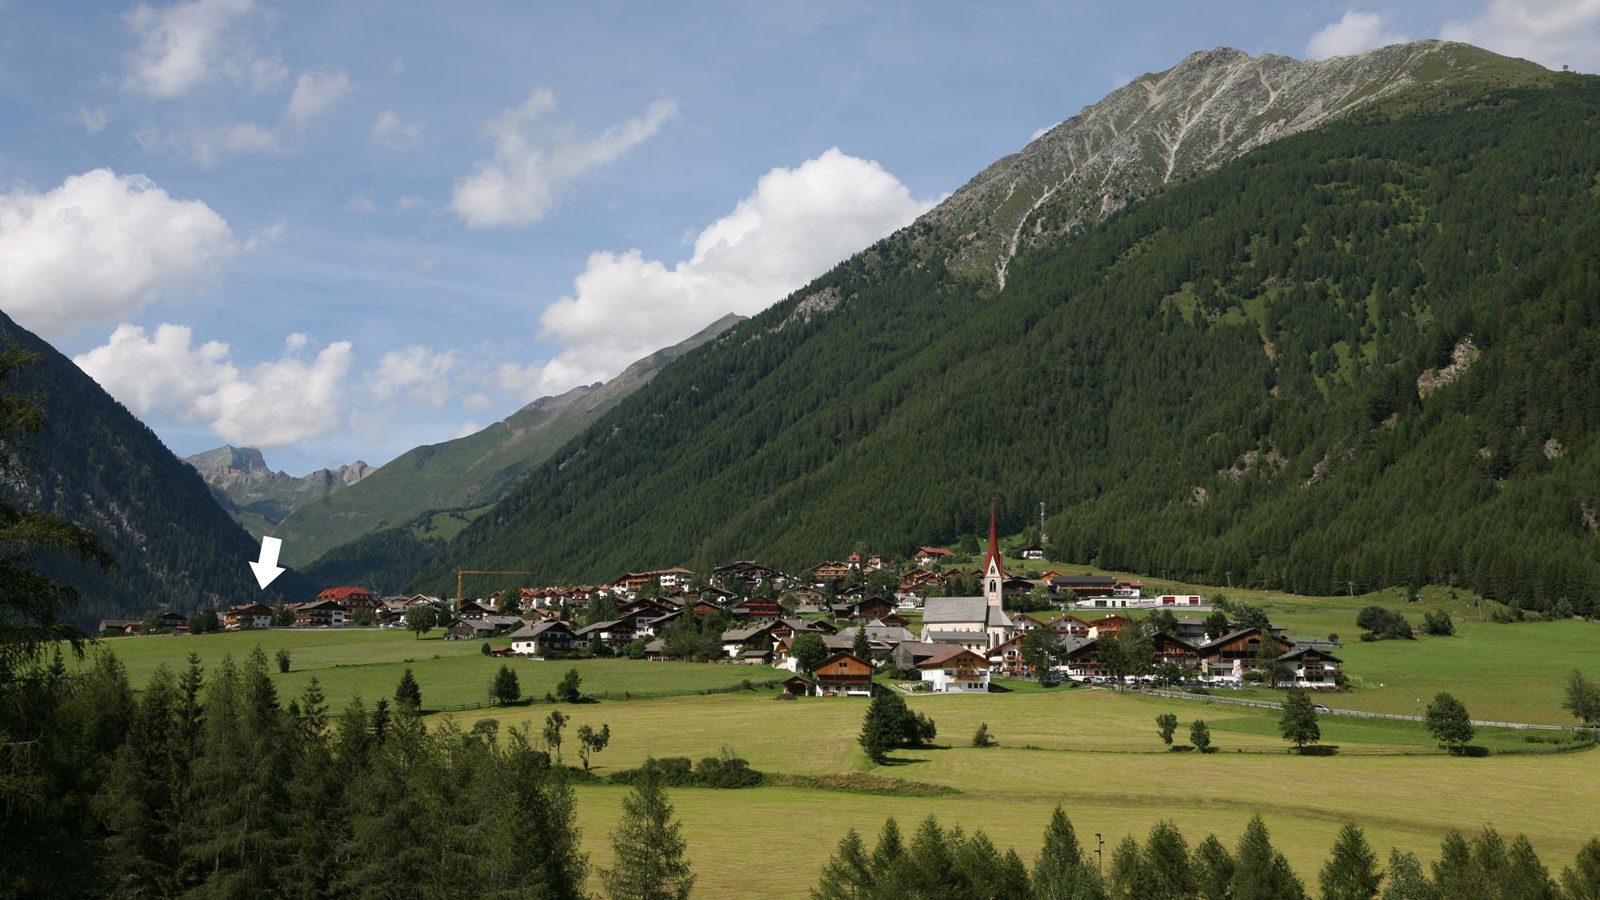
919,647 -> 991,693
99,619 -> 142,636
848,596 -> 895,621
1277,647 -> 1343,689
826,624 -> 915,658
225,603 -> 274,630
866,555 -> 895,570
891,641 -> 950,670
713,560 -> 784,587
1058,637 -> 1106,680
780,674 -> 817,697
293,599 -> 346,628
318,586 -> 378,616
457,600 -> 495,619
1151,632 -> 1200,669
638,609 -> 684,637
913,546 -> 955,567
1087,614 -> 1132,639
574,613 -> 646,647
874,611 -> 910,627
739,648 -> 773,665
1049,614 -> 1091,637
445,617 -> 496,640
1194,628 -> 1293,684
771,618 -> 835,642
920,509 -> 1015,651
1016,543 -> 1046,560
721,622 -> 777,658
1050,575 -> 1117,597
617,567 -> 696,594
1170,616 -> 1209,642
152,611 -> 189,631
812,652 -> 875,696
1013,613 -> 1052,633
732,596 -> 782,619
812,561 -> 852,581
507,620 -> 577,656
984,634 -> 1028,678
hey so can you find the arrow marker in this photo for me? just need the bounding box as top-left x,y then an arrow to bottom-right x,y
250,536 -> 286,590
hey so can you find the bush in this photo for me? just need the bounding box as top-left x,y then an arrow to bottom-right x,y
609,754 -> 761,788
555,668 -> 583,702
1423,610 -> 1455,636
972,723 -> 997,748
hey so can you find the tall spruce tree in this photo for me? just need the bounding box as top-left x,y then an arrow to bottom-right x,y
1560,838 -> 1600,900
603,774 -> 694,900
1032,806 -> 1106,900
1319,823 -> 1382,900
1232,815 -> 1305,900
1192,834 -> 1235,900
1381,849 -> 1438,900
812,829 -> 874,900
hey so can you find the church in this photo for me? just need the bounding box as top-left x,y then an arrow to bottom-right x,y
919,506 -> 1015,651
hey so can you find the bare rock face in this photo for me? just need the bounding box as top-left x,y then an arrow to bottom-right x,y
923,41 -> 1549,288
1417,337 -> 1482,397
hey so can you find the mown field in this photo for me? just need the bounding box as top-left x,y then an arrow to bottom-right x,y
93,610 -> 1599,900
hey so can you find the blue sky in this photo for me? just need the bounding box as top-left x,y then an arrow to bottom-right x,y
1,0 -> 1595,474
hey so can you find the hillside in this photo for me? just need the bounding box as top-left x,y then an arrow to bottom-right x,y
274,312 -> 746,568
185,445 -> 373,538
406,44 -> 1600,614
0,312 -> 310,623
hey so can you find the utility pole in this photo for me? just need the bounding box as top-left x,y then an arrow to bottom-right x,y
1095,833 -> 1104,874
1347,580 -> 1355,598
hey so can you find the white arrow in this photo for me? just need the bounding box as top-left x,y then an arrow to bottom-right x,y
250,536 -> 286,590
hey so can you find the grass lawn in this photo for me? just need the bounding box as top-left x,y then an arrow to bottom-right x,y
92,629 -> 771,710
465,687 -> 1600,900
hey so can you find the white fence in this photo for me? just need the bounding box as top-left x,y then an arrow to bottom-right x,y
1136,687 -> 1588,732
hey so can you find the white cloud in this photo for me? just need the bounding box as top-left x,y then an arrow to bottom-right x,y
74,323 -> 352,449
451,421 -> 480,439
243,220 -> 284,250
1030,123 -> 1060,141
393,195 -> 425,212
501,147 -> 934,399
0,169 -> 236,339
1442,0 -> 1600,71
346,192 -> 379,214
450,89 -> 677,228
76,105 -> 110,135
366,346 -> 459,409
285,69 -> 351,127
1305,10 -> 1410,59
370,109 -> 421,149
122,0 -> 282,99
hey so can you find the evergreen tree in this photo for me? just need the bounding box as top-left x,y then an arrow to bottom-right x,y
1319,823 -> 1382,900
1560,838 -> 1600,900
395,667 -> 422,711
1190,719 -> 1212,752
276,647 -> 292,673
812,829 -> 874,900
1032,806 -> 1107,900
1279,689 -> 1321,752
972,722 -> 997,747
1232,815 -> 1305,900
1502,834 -> 1556,900
1425,692 -> 1475,752
1108,834 -> 1143,898
870,817 -> 907,886
851,627 -> 872,660
1380,849 -> 1438,900
490,663 -> 521,705
602,775 -> 695,900
1192,834 -> 1235,900
557,667 -> 584,702
1431,831 -> 1477,899
1141,820 -> 1195,900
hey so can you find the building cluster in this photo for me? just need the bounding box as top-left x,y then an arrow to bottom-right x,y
101,508 -> 1341,697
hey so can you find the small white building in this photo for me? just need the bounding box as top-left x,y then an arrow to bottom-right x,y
918,647 -> 991,693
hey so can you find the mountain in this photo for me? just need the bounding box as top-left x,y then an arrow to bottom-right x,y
274,312 -> 746,569
184,445 -> 374,537
400,43 -> 1600,616
0,311 -> 311,624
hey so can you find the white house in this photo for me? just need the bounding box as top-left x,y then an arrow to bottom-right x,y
1278,647 -> 1343,689
918,647 -> 991,693
507,620 -> 576,656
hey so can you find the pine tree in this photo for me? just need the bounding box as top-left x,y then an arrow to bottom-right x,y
395,667 -> 422,711
1319,823 -> 1382,900
602,775 -> 695,900
851,627 -> 872,660
1109,834 -> 1143,897
1141,820 -> 1195,900
972,722 -> 997,747
1190,719 -> 1212,752
1431,831 -> 1476,898
812,829 -> 873,900
1501,835 -> 1557,900
1192,834 -> 1235,900
870,818 -> 907,887
1560,837 -> 1600,900
490,664 -> 521,705
1381,849 -> 1438,900
1232,815 -> 1305,900
557,667 -> 583,702
1032,805 -> 1106,900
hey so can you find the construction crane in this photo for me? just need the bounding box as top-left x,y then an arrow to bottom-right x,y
455,568 -> 536,604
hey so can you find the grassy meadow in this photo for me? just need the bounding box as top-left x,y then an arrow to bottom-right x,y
92,607 -> 1600,900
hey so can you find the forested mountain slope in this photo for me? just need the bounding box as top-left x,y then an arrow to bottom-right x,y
0,313 -> 309,623
277,313 -> 745,571
412,50 -> 1600,613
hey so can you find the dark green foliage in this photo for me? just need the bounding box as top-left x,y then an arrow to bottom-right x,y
1357,607 -> 1415,641
1156,713 -> 1178,746
557,666 -> 583,702
190,607 -> 221,634
852,627 -> 872,660
395,667 -> 422,710
1279,689 -> 1321,751
1021,626 -> 1064,684
1433,827 -> 1559,900
972,722 -> 997,748
1032,806 -> 1106,900
490,663 -> 521,704
1422,610 -> 1454,636
1562,670 -> 1600,725
405,604 -> 437,638
1190,718 -> 1212,752
577,723 -> 610,771
1232,815 -> 1306,900
1382,849 -> 1438,900
793,632 -> 829,674
1320,823 -> 1382,900
1426,692 -> 1475,750
858,691 -> 935,764
1192,834 -> 1235,900
813,829 -> 874,900
1562,838 -> 1600,900
1204,611 -> 1231,641
276,647 -> 291,673
602,775 -> 695,900
298,524 -> 445,597
481,639 -> 492,655
544,709 -> 569,761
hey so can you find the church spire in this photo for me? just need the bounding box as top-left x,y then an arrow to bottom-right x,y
987,502 -> 1000,566
983,502 -> 1004,608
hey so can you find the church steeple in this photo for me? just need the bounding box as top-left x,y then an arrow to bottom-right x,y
983,503 -> 1004,609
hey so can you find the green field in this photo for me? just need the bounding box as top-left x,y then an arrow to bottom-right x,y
95,618 -> 1600,900
94,629 -> 768,710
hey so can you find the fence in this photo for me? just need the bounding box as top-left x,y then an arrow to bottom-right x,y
420,678 -> 784,713
1136,687 -> 1589,733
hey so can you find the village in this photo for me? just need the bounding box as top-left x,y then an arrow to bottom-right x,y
103,510 -> 1343,698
